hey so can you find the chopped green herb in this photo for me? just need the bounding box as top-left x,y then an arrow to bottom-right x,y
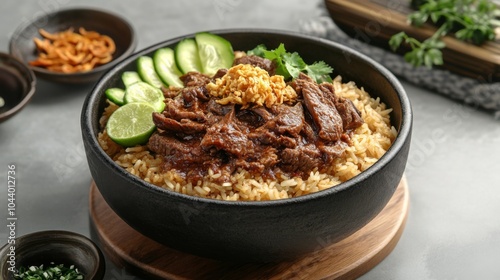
14,263 -> 84,280
389,29 -> 446,68
247,43 -> 333,83
390,0 -> 500,68
246,44 -> 267,57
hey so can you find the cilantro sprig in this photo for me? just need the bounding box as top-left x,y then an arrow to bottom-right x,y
389,0 -> 500,68
248,43 -> 333,83
389,25 -> 447,68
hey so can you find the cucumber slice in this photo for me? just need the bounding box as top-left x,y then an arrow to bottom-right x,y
137,56 -> 166,88
105,88 -> 125,106
122,71 -> 142,88
175,38 -> 203,74
153,48 -> 184,88
195,32 -> 234,77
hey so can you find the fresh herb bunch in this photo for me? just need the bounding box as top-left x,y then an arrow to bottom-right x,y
389,0 -> 500,68
248,43 -> 333,83
14,263 -> 84,280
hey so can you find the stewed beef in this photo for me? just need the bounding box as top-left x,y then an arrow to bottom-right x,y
233,55 -> 276,75
152,113 -> 206,134
180,72 -> 211,87
149,71 -> 364,183
334,97 -> 364,131
148,133 -> 212,169
265,103 -> 304,137
280,144 -> 322,173
293,73 -> 343,142
163,96 -> 207,122
200,109 -> 255,157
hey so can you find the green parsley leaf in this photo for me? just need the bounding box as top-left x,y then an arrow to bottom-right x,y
248,43 -> 333,83
247,44 -> 267,57
262,43 -> 291,79
389,32 -> 406,52
390,0 -> 500,68
282,51 -> 307,79
305,61 -> 334,83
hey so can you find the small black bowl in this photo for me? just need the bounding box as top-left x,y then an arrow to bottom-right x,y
81,29 -> 412,262
0,230 -> 105,280
0,52 -> 36,123
9,7 -> 136,84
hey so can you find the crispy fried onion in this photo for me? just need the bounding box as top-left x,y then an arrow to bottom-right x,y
30,27 -> 116,73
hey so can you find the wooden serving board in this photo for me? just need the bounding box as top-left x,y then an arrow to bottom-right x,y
89,177 -> 409,280
325,0 -> 500,82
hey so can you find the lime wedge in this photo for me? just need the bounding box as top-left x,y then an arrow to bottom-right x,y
124,82 -> 165,112
105,88 -> 125,106
106,102 -> 157,147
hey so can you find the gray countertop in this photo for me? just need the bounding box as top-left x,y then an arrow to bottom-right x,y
1,0 -> 499,279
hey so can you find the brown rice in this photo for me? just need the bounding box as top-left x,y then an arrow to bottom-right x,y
98,75 -> 396,201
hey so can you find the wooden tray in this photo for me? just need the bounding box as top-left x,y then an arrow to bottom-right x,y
325,0 -> 500,82
89,177 -> 409,280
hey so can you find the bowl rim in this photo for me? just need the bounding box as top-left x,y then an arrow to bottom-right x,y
0,52 -> 36,121
82,28 -> 412,207
8,6 -> 137,79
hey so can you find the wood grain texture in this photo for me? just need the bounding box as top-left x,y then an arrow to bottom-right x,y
325,0 -> 500,82
89,177 -> 409,280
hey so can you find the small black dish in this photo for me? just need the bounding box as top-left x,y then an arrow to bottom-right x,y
0,230 -> 105,280
0,52 -> 36,123
9,7 -> 137,84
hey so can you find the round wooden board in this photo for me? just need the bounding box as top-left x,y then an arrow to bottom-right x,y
89,177 -> 409,280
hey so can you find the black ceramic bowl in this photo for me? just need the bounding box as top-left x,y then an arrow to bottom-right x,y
81,29 -> 412,262
9,7 -> 136,84
0,53 -> 36,123
0,230 -> 105,280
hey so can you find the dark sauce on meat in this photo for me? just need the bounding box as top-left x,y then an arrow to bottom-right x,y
149,56 -> 364,183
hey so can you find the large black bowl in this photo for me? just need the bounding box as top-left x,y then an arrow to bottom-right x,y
81,29 -> 412,262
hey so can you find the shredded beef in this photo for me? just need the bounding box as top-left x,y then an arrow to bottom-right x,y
335,98 -> 364,131
164,97 -> 206,122
152,112 -> 206,134
280,144 -> 322,173
180,72 -> 211,87
200,109 -> 255,157
206,99 -> 232,116
233,55 -> 276,75
213,69 -> 228,79
265,103 -> 304,137
148,133 -> 212,170
293,73 -> 343,142
149,72 -> 364,183
161,87 -> 182,99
